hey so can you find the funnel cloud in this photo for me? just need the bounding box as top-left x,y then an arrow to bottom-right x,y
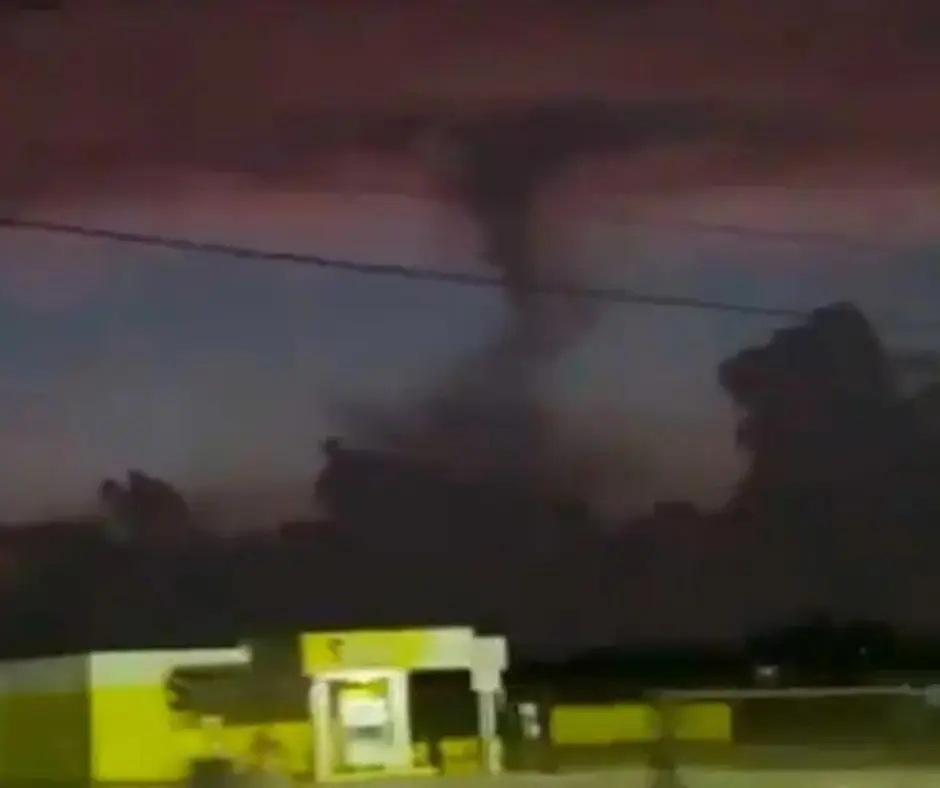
340,99 -> 805,483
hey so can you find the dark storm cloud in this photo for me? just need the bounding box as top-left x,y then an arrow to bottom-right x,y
1,0 -> 939,205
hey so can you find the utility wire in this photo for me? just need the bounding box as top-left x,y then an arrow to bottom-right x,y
0,215 -> 936,326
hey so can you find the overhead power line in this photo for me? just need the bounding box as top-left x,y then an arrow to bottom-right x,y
0,215 -> 936,327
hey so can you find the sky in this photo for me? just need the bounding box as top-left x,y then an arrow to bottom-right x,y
1,182 -> 937,527
0,0 -> 939,528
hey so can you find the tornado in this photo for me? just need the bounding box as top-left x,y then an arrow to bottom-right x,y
403,98 -> 780,483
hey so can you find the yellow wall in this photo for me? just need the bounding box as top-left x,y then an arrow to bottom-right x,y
217,722 -> 312,775
91,684 -> 311,782
91,683 -> 181,782
89,647 -> 314,783
0,649 -> 311,784
0,691 -> 90,783
0,656 -> 91,785
550,702 -> 732,746
672,701 -> 732,742
301,628 -> 474,673
551,703 -> 657,745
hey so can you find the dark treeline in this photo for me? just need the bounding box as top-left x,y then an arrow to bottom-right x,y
1,301 -> 939,692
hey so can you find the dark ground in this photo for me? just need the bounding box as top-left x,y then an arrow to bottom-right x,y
548,744 -> 940,772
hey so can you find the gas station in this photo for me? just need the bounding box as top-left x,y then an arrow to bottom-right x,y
0,625 -> 508,785
302,627 -> 507,782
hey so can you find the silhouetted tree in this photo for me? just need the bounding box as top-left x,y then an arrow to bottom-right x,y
720,302 -> 900,502
98,469 -> 193,544
719,302 -> 940,618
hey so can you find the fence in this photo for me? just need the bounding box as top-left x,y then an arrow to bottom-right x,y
165,666 -> 940,774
